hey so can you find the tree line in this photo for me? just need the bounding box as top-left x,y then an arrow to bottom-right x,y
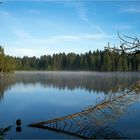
0,46 -> 16,72
15,50 -> 140,71
0,46 -> 140,72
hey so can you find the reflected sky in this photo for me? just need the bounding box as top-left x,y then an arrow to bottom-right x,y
0,72 -> 140,139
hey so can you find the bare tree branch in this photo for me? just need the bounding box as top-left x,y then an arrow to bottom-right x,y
105,31 -> 140,56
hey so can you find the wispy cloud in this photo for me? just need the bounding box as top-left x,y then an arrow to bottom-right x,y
47,35 -> 81,43
4,31 -> 114,57
26,10 -> 40,14
75,2 -> 104,34
115,24 -> 132,30
0,9 -> 114,57
121,7 -> 140,13
13,28 -> 31,39
80,34 -> 114,40
63,1 -> 104,34
36,33 -> 114,44
62,1 -> 88,22
9,17 -> 113,45
74,2 -> 88,22
0,11 -> 11,16
6,48 -> 41,57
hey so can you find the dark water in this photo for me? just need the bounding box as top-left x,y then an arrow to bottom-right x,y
0,71 -> 140,139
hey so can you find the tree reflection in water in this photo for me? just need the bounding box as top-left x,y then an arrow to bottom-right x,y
0,126 -> 12,139
29,81 -> 140,139
0,72 -> 140,101
0,72 -> 140,139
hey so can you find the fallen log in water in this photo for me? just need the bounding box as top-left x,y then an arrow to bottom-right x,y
28,80 -> 140,139
129,80 -> 140,92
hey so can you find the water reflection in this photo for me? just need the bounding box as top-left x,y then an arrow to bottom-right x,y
0,72 -> 140,139
29,81 -> 140,139
0,72 -> 140,101
16,119 -> 22,133
0,126 -> 12,139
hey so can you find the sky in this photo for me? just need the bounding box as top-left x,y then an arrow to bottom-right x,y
0,0 -> 140,57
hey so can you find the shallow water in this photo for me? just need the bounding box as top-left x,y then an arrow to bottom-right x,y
0,71 -> 140,139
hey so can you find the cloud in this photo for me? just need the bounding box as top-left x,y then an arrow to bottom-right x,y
10,32 -> 113,46
0,10 -> 113,57
75,2 -> 104,34
13,28 -> 31,39
115,25 -> 132,30
29,33 -> 113,45
88,23 -> 104,34
4,32 -> 114,57
61,1 -> 88,22
46,35 -> 81,43
26,10 -> 40,14
5,47 -> 42,57
81,34 -> 114,40
4,18 -> 114,44
121,8 -> 140,13
62,1 -> 104,34
0,11 -> 11,16
74,2 -> 89,22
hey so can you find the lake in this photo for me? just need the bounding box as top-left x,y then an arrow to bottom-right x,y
0,71 -> 140,139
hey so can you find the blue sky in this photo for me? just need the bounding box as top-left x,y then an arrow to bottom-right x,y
0,1 -> 140,57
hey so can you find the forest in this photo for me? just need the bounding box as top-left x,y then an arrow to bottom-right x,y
0,45 -> 140,72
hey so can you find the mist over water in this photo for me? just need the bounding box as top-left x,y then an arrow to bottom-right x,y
0,72 -> 140,139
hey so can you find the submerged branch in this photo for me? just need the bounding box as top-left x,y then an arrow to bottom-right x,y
28,81 -> 140,139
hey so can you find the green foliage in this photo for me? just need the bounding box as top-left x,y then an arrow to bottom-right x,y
0,45 -> 139,72
0,45 -> 4,72
14,51 -> 140,72
0,46 -> 16,73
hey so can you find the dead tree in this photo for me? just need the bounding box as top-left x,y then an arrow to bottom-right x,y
105,31 -> 140,56
28,81 -> 140,139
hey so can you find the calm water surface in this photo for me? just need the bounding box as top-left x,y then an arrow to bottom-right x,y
0,72 -> 140,139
